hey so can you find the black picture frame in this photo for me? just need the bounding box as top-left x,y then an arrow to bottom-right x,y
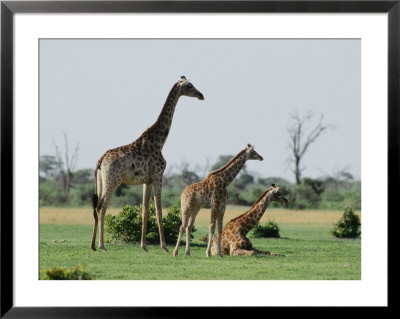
1,0 -> 396,317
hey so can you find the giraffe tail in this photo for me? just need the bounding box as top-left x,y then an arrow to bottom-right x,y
92,194 -> 98,221
92,194 -> 98,210
92,165 -> 101,220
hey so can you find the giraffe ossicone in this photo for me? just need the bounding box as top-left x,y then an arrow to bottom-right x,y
90,76 -> 204,252
173,144 -> 264,258
211,184 -> 289,256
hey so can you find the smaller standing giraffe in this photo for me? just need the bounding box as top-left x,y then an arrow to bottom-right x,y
173,144 -> 264,258
211,184 -> 288,256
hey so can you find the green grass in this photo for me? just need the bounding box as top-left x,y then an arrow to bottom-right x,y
39,223 -> 361,280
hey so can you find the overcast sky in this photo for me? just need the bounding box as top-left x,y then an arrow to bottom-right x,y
39,39 -> 360,183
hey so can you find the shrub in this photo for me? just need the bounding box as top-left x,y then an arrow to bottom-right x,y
331,206 -> 361,238
161,205 -> 185,243
252,221 -> 280,238
40,265 -> 92,280
104,204 -> 195,245
105,205 -> 144,243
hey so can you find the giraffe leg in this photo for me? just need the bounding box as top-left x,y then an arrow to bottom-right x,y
210,235 -> 218,256
206,221 -> 216,258
173,211 -> 189,256
141,183 -> 152,252
245,238 -> 276,255
185,224 -> 193,256
90,171 -> 102,251
206,200 -> 220,257
153,182 -> 168,253
231,248 -> 256,256
96,168 -> 120,251
215,203 -> 226,258
253,248 -> 272,255
98,198 -> 110,251
90,200 -> 99,251
185,207 -> 200,256
253,249 -> 283,256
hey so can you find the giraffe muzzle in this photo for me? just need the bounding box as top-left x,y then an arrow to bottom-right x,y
197,92 -> 204,100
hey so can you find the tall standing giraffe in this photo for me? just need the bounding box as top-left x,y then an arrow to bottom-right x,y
90,76 -> 204,252
211,184 -> 288,256
173,144 -> 264,257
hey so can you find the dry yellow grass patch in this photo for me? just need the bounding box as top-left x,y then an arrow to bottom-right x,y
193,206 -> 361,226
39,205 -> 361,227
40,207 -> 121,225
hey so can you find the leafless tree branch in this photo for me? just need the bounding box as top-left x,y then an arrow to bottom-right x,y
53,133 -> 79,198
287,111 -> 332,184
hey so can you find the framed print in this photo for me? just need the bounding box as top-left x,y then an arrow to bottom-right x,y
1,0 -> 396,317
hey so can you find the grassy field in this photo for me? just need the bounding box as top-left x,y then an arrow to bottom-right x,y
39,206 -> 361,280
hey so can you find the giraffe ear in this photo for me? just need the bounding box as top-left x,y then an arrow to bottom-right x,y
271,187 -> 279,194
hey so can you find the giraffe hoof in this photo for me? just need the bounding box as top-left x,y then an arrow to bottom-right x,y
173,250 -> 178,256
141,246 -> 148,252
100,247 -> 107,252
90,245 -> 96,251
162,247 -> 169,253
185,251 -> 191,256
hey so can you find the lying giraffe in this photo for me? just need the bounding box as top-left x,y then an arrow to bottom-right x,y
91,76 -> 204,252
173,144 -> 264,257
211,184 -> 288,256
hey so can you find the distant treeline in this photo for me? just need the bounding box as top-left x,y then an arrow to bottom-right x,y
39,155 -> 361,210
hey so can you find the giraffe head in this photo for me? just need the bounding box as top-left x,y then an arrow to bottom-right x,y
269,184 -> 289,206
178,76 -> 204,100
245,144 -> 264,161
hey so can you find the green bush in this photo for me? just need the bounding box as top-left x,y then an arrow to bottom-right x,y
331,206 -> 361,238
161,205 -> 184,243
40,265 -> 92,280
104,205 -> 145,243
104,204 -> 195,245
252,221 -> 280,238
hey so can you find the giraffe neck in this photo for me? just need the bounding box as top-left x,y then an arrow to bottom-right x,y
211,150 -> 247,185
143,83 -> 181,150
240,189 -> 272,233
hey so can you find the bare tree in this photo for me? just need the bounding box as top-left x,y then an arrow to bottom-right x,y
54,132 -> 79,197
287,111 -> 332,185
